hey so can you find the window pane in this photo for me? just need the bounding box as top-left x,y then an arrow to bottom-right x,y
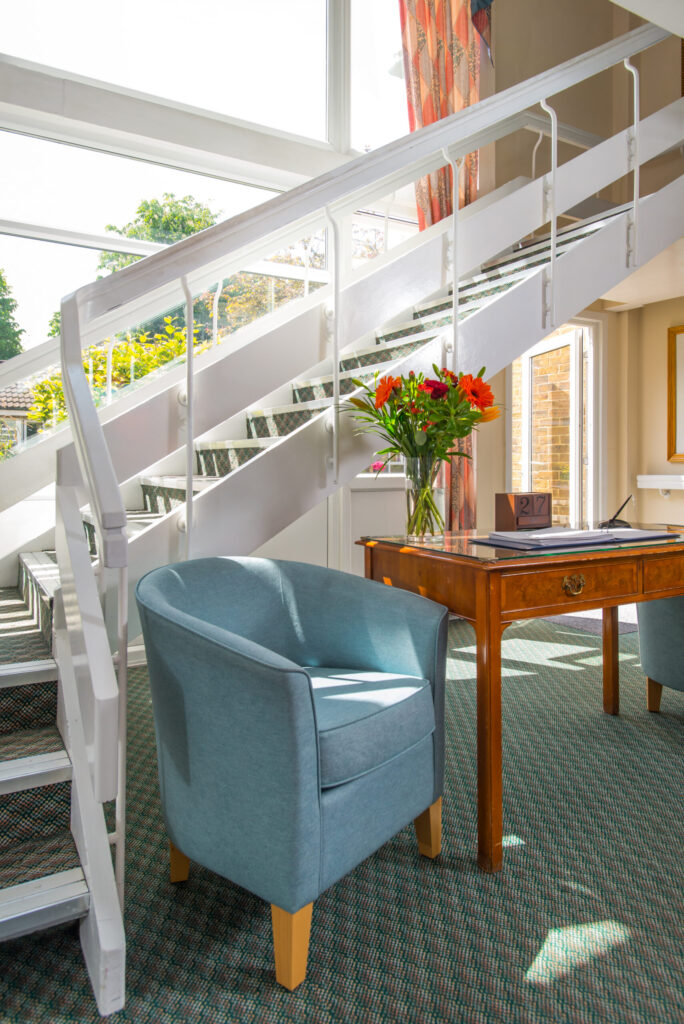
0,235 -> 104,349
0,132 -> 276,239
351,0 -> 409,151
3,0 -> 326,140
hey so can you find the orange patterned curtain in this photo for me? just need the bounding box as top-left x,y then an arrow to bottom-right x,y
399,0 -> 483,530
399,0 -> 480,230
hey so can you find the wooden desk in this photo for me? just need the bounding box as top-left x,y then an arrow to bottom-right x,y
359,531 -> 684,873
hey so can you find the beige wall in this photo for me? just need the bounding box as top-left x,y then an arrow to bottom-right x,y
490,0 -> 681,200
626,295 -> 684,524
493,0 -> 620,190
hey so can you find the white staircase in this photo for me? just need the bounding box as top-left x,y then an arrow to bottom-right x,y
0,23 -> 681,1017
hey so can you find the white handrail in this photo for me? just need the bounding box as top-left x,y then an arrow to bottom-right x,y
60,293 -> 127,566
0,97 -> 667,521
55,453 -> 119,801
69,25 -> 668,330
50,24 -> 676,574
0,27 -> 667,401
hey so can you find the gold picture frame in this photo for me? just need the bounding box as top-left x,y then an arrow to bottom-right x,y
667,325 -> 684,461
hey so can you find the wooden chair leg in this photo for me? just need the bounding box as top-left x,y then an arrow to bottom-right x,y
646,677 -> 663,713
169,840 -> 190,883
271,903 -> 313,990
414,796 -> 442,858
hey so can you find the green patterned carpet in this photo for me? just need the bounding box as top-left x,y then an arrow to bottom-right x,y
0,588 -> 52,664
1,618 -> 682,1023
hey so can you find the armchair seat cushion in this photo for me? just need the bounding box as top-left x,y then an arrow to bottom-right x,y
305,667 -> 435,788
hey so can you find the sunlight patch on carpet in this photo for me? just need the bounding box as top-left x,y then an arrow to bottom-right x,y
526,920 -> 631,984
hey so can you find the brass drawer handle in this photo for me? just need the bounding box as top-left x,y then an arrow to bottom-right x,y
562,574 -> 586,596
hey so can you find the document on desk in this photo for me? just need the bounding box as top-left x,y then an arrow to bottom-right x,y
477,527 -> 678,550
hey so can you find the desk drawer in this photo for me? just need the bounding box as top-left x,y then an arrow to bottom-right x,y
500,560 -> 638,616
643,554 -> 684,594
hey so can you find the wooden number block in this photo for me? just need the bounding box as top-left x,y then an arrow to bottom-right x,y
495,492 -> 552,531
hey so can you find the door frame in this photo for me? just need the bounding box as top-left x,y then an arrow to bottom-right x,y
505,316 -> 604,528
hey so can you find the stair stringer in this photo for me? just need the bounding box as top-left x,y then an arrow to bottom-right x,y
123,335 -> 445,636
0,225 -> 448,585
460,174 -> 684,378
1,95 -> 681,533
121,173 -> 684,642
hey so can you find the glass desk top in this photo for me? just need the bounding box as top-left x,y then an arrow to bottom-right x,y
360,526 -> 684,563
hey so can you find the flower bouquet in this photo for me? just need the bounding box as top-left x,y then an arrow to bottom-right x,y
349,365 -> 499,537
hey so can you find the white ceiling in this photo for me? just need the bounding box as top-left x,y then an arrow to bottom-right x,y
601,235 -> 684,309
609,0 -> 684,37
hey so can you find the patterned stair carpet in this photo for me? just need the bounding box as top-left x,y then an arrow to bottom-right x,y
1,618 -> 682,1024
0,588 -> 52,664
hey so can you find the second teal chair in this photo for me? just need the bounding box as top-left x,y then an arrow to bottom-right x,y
637,596 -> 684,711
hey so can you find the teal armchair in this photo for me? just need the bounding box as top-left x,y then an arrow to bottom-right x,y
136,556 -> 449,989
637,596 -> 684,711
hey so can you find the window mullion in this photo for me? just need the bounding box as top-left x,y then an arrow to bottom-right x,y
327,0 -> 352,154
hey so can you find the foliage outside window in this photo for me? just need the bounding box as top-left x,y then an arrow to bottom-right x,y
0,269 -> 24,359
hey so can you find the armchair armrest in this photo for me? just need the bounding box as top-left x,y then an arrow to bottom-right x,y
136,600 -> 322,912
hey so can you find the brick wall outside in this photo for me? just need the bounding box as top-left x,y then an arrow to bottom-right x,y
511,345 -> 572,525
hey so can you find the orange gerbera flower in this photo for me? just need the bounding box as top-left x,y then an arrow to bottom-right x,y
374,375 -> 401,409
459,374 -> 494,411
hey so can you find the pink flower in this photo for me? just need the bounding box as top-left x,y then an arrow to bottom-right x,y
371,460 -> 385,472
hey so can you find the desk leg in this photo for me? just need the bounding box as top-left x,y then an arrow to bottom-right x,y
475,590 -> 505,873
602,605 -> 619,715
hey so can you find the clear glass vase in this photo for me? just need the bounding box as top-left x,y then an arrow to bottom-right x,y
405,455 -> 446,539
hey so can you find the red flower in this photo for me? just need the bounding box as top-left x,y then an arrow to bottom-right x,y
420,378 -> 450,400
441,368 -> 459,384
374,375 -> 401,409
459,374 -> 494,411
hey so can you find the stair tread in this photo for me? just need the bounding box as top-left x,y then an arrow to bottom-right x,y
292,359 -> 404,390
0,588 -> 52,668
0,725 -> 64,763
140,475 -> 222,488
480,208 -> 622,273
247,397 -> 330,416
339,334 -> 430,369
195,437 -> 279,451
0,658 -> 57,684
0,832 -> 81,892
18,551 -> 60,599
82,508 -> 163,525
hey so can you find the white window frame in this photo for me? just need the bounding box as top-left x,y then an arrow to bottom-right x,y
0,1 -> 355,195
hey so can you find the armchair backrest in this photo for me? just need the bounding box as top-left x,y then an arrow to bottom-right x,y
136,556 -> 304,661
136,556 -> 447,678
